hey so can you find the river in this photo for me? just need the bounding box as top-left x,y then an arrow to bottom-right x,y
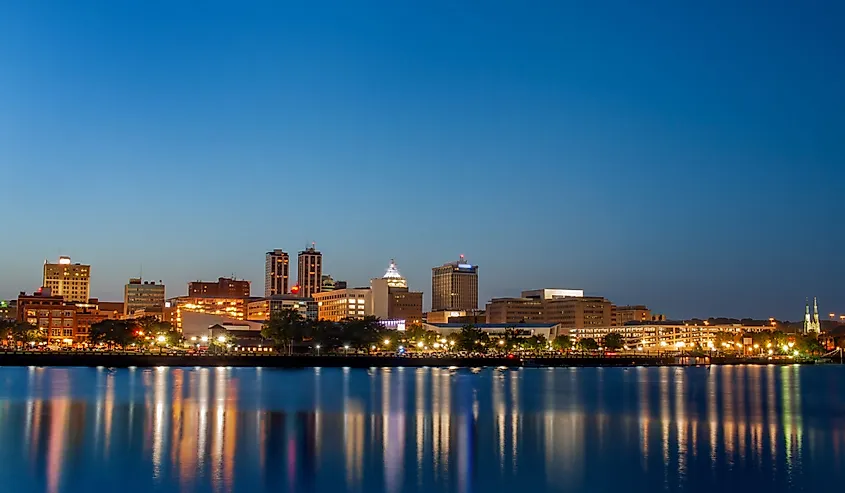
0,365 -> 842,492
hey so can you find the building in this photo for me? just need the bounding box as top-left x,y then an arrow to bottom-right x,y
521,289 -> 584,300
75,299 -> 120,342
188,277 -> 250,298
613,305 -> 651,325
247,295 -> 318,321
485,290 -> 612,330
422,322 -> 562,342
265,249 -> 290,297
168,296 -> 250,331
486,298 -> 545,324
97,301 -> 125,316
567,322 -> 776,350
370,260 -> 423,324
542,296 -> 613,329
313,288 -> 371,322
804,298 -> 821,334
321,275 -> 346,292
431,255 -> 478,311
297,245 -> 323,298
180,312 -> 263,341
124,278 -> 166,317
42,256 -> 91,303
17,289 -> 75,344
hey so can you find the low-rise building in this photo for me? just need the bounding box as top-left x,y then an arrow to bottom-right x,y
247,295 -> 317,321
567,322 -> 775,350
17,289 -> 75,344
422,322 -> 562,342
485,290 -> 612,329
74,299 -> 120,342
313,288 -> 372,322
168,296 -> 251,331
612,305 -> 652,325
188,277 -> 250,298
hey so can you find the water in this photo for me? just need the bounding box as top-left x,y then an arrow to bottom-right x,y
0,365 -> 842,493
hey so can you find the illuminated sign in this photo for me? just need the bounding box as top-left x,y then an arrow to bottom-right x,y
457,263 -> 474,270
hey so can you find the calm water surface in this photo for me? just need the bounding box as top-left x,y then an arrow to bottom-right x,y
0,365 -> 843,493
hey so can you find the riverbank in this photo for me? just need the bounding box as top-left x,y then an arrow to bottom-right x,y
0,352 -> 824,368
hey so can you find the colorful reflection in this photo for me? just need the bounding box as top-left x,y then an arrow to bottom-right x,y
0,366 -> 842,493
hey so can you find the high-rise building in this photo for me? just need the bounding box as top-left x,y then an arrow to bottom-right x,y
297,245 -> 322,298
313,287 -> 371,322
124,278 -> 166,317
371,260 -> 423,324
265,249 -> 290,297
188,277 -> 250,298
42,256 -> 90,303
431,256 -> 478,311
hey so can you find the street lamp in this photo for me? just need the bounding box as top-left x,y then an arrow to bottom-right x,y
201,336 -> 209,343
383,338 -> 391,346
315,344 -> 321,356
344,344 -> 350,355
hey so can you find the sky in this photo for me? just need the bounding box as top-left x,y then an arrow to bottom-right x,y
1,1 -> 843,320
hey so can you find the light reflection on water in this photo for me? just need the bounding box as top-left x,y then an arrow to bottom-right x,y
0,365 -> 843,493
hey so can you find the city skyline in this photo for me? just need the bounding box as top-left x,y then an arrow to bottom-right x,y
1,250 -> 838,322
1,2 -> 843,319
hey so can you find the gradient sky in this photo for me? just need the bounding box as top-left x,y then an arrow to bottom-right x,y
1,1 -> 843,320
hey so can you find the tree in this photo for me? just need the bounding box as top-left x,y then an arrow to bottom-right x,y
603,333 -> 624,350
261,308 -> 308,353
5,321 -> 46,346
552,335 -> 572,351
523,335 -> 548,352
796,335 -> 824,356
455,325 -> 489,352
89,320 -> 137,348
341,316 -> 387,349
576,338 -> 599,351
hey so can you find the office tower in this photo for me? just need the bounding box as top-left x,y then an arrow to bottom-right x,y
124,278 -> 166,317
297,244 -> 322,298
42,256 -> 91,303
265,249 -> 290,297
431,255 -> 478,311
370,259 -> 423,324
188,277 -> 250,297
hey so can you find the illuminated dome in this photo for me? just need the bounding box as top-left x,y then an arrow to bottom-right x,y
382,259 -> 407,287
383,259 -> 403,279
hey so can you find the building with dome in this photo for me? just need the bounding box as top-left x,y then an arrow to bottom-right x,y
370,259 -> 423,326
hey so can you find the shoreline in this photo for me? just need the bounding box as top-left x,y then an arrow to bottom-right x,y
0,352 -> 825,368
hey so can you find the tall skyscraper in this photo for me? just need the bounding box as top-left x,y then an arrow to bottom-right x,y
371,259 -> 423,324
297,244 -> 322,298
265,249 -> 290,297
124,278 -> 166,317
43,256 -> 91,303
431,255 -> 478,311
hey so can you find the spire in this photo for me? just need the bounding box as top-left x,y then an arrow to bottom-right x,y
804,299 -> 811,334
812,297 -> 821,333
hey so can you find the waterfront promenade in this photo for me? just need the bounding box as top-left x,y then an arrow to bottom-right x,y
0,350 -> 822,368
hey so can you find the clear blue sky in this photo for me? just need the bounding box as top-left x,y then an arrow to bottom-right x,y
1,1 -> 843,320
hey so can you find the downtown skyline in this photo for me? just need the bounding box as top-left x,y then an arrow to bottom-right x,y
1,2 -> 843,319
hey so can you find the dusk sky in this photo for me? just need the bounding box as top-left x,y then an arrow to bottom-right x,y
1,1 -> 843,320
